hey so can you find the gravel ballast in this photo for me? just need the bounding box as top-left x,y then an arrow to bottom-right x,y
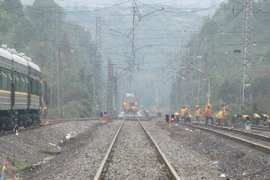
1,117 -> 269,180
104,120 -> 171,180
0,120 -> 121,180
144,118 -> 270,179
142,119 -> 220,179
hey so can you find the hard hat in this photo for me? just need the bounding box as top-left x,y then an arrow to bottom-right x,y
196,105 -> 199,108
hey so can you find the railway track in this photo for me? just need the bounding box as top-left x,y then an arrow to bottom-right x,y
193,122 -> 270,138
94,117 -> 180,180
250,125 -> 270,132
182,123 -> 270,154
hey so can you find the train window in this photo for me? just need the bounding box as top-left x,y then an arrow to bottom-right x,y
1,70 -> 7,90
20,77 -> 25,92
24,78 -> 28,92
38,81 -> 42,95
15,77 -> 18,91
37,81 -> 39,95
15,75 -> 19,82
0,71 -> 7,78
7,74 -> 11,91
31,79 -> 36,95
0,71 -> 3,90
8,73 -> 12,80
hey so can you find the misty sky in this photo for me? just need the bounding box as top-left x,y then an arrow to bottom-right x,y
22,0 -> 225,8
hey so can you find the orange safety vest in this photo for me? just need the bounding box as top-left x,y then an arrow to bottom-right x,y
205,107 -> 211,117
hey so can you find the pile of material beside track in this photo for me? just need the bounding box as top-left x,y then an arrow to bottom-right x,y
181,123 -> 270,154
41,117 -> 99,126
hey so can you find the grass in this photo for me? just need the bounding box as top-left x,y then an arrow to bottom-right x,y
18,163 -> 29,170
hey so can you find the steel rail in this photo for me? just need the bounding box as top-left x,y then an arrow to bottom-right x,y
185,123 -> 270,154
192,123 -> 270,142
230,124 -> 270,131
93,118 -> 125,180
251,127 -> 270,132
137,117 -> 181,180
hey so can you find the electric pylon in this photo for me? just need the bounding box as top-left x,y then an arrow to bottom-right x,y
241,0 -> 252,115
94,17 -> 101,112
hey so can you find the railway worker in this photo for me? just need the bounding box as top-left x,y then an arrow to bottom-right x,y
223,106 -> 229,126
204,104 -> 213,127
253,113 -> 261,125
215,111 -> 222,126
215,105 -> 224,126
185,105 -> 191,123
261,114 -> 269,126
174,112 -> 180,123
235,114 -> 250,123
180,107 -> 185,122
217,105 -> 229,126
194,105 -> 202,123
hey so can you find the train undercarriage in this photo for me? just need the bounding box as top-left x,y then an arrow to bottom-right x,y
0,109 -> 40,131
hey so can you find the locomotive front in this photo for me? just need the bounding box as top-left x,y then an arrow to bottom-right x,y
123,93 -> 138,114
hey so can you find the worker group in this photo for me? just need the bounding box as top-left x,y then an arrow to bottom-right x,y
170,104 -> 270,129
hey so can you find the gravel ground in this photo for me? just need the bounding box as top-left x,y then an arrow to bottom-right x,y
0,121 -> 98,174
104,120 -> 171,180
206,127 -> 270,147
1,117 -> 269,180
0,120 -> 121,180
146,118 -> 270,179
142,119 -> 221,180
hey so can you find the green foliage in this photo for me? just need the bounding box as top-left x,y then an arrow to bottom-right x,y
18,163 -> 29,170
252,69 -> 270,113
181,0 -> 270,114
218,80 -> 240,105
0,7 -> 12,40
0,0 -> 96,118
63,100 -> 93,118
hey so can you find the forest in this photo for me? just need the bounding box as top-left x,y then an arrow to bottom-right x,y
0,0 -> 96,118
170,0 -> 270,116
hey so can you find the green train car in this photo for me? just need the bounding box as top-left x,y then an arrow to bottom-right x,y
0,46 -> 46,130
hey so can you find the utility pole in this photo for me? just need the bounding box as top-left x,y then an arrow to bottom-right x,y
132,0 -> 136,66
50,35 -> 53,110
202,53 -> 208,107
129,0 -> 140,82
241,0 -> 253,115
107,59 -> 113,118
94,17 -> 102,113
56,12 -> 60,118
114,73 -> 118,116
154,81 -> 159,107
180,49 -> 186,106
